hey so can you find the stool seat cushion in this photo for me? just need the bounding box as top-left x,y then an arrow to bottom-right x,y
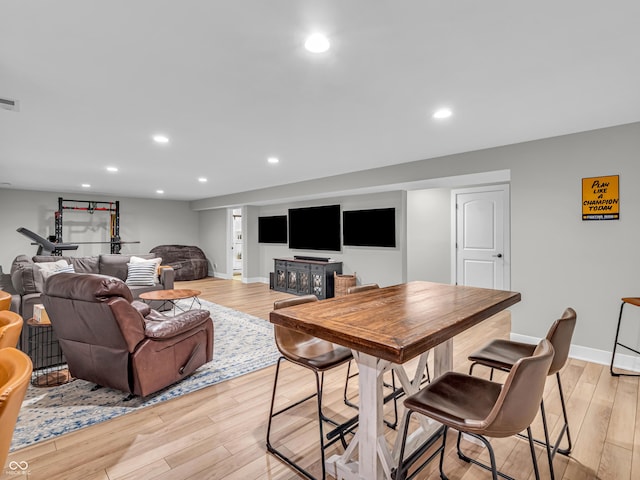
404,372 -> 502,431
468,339 -> 536,371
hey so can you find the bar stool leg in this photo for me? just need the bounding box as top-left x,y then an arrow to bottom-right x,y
610,300 -> 640,377
555,372 -> 573,455
539,401 -> 555,480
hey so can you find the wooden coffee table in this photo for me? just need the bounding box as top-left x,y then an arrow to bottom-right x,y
139,288 -> 202,312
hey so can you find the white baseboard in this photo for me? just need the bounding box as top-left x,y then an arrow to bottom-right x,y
510,332 -> 640,373
210,273 -> 269,284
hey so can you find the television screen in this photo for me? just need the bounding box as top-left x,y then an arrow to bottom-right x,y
343,208 -> 396,247
288,205 -> 341,251
258,215 -> 287,243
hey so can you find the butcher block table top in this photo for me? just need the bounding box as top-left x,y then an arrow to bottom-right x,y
269,281 -> 521,364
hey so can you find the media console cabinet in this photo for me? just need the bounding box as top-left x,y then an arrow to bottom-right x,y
274,257 -> 342,299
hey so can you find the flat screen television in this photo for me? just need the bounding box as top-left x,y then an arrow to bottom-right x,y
343,207 -> 396,247
288,204 -> 341,251
258,215 -> 287,243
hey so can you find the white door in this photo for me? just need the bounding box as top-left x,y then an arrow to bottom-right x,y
453,185 -> 510,289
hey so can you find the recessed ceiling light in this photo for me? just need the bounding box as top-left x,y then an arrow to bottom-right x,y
106,166 -> 118,173
267,157 -> 279,164
156,189 -> 164,194
81,184 -> 91,188
198,177 -> 207,183
305,33 -> 330,53
153,134 -> 169,144
433,108 -> 453,119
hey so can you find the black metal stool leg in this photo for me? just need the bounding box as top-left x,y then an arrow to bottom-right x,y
267,358 -> 355,480
343,360 -> 358,408
457,429 -> 543,480
392,414 -> 447,480
527,426 -> 542,480
610,300 -> 640,376
555,372 -> 573,455
539,401 -> 555,480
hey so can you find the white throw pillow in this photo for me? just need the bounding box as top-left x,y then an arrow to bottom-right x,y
126,262 -> 158,287
129,256 -> 162,284
35,259 -> 68,273
34,260 -> 74,290
53,263 -> 75,274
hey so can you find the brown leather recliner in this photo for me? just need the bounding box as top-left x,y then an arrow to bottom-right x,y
42,273 -> 213,397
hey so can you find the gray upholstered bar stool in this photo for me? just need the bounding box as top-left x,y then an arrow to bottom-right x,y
266,295 -> 355,480
467,307 -> 577,478
394,339 -> 554,480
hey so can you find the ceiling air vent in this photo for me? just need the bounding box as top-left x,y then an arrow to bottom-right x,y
0,97 -> 19,111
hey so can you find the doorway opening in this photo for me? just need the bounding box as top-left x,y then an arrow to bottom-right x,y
231,208 -> 242,281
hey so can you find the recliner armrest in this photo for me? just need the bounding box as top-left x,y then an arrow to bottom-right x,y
131,300 -> 151,317
144,309 -> 211,339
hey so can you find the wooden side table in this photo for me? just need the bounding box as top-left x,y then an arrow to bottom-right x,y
27,318 -> 72,387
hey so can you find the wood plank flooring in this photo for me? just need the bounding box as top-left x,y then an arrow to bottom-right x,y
3,277 -> 637,479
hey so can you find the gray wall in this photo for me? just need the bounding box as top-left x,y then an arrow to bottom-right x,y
197,207 -> 228,277
193,121 -> 640,360
247,191 -> 406,287
4,122 -> 639,363
0,189 -> 198,271
406,188 -> 452,284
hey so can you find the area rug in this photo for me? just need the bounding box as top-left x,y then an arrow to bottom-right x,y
11,299 -> 280,451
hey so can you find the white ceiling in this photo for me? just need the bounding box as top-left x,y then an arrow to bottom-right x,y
1,1 -> 639,201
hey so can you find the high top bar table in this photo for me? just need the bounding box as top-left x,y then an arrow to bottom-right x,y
270,281 -> 521,480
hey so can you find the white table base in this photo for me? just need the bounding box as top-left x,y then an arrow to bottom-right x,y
326,339 -> 452,480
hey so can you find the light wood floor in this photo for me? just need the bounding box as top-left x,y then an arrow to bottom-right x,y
3,277 -> 638,479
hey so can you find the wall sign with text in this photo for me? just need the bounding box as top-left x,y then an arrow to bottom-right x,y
582,175 -> 619,220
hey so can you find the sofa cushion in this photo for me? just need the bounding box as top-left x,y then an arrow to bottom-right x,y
99,254 -> 154,280
68,256 -> 99,273
32,255 -> 95,273
10,255 -> 37,295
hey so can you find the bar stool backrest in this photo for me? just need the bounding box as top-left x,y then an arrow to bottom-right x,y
0,348 -> 32,469
546,307 -> 577,375
0,311 -> 23,349
477,339 -> 554,438
346,284 -> 379,295
273,295 -> 326,360
0,290 -> 12,311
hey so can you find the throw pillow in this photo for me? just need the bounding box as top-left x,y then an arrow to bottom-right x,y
126,262 -> 158,287
130,256 -> 162,284
33,260 -> 71,291
54,264 -> 76,274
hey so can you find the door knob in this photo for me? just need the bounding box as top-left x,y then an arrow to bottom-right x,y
493,253 -> 503,258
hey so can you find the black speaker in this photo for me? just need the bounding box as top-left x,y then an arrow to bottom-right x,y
269,272 -> 274,289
